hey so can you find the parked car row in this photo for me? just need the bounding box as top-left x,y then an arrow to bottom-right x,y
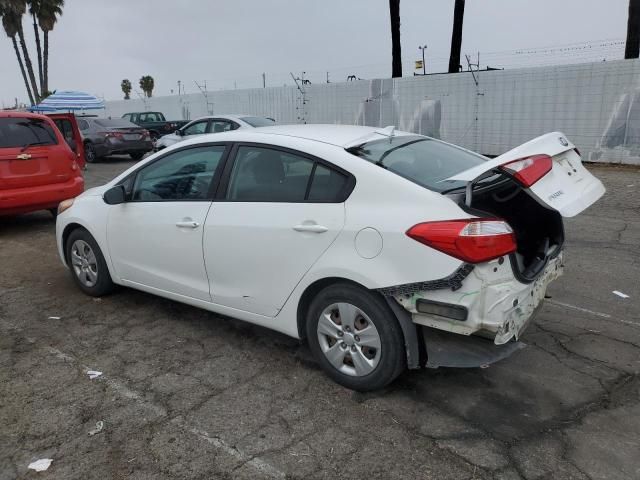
0,108 -> 606,391
0,110 -> 274,217
155,115 -> 276,149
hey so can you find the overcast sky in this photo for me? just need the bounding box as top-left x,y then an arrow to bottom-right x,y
0,0 -> 629,106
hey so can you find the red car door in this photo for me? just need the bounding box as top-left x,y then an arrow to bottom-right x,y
48,113 -> 86,169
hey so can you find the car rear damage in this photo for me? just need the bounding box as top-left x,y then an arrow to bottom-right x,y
350,130 -> 605,369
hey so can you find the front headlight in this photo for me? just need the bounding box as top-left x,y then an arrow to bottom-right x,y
58,198 -> 75,215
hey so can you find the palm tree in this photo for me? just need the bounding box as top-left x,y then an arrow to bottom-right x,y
626,0 -> 640,59
448,0 -> 465,73
139,75 -> 155,98
6,0 -> 40,102
389,0 -> 402,77
36,0 -> 64,95
121,79 -> 132,100
0,3 -> 35,104
28,0 -> 43,91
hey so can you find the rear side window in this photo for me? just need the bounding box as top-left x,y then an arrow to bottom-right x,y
307,164 -> 347,202
347,136 -> 486,192
0,117 -> 58,148
239,117 -> 276,127
226,146 -> 348,203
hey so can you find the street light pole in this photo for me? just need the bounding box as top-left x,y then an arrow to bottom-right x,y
418,45 -> 427,75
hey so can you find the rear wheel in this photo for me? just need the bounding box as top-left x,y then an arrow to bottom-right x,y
84,143 -> 97,163
130,151 -> 145,161
65,228 -> 115,296
306,283 -> 406,391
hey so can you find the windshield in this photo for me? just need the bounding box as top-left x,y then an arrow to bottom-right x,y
0,117 -> 58,148
240,116 -> 276,127
347,135 -> 487,192
95,119 -> 138,128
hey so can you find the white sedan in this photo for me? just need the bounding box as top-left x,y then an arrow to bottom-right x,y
155,114 -> 275,149
56,125 -> 605,390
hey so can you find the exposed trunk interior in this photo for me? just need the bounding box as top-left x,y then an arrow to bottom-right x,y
466,174 -> 564,282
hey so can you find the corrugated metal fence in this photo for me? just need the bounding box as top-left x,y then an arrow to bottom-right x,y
106,59 -> 640,165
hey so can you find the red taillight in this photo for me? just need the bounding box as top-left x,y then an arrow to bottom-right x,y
499,154 -> 552,187
140,129 -> 150,139
406,219 -> 517,263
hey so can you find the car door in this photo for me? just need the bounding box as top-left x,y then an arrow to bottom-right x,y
107,144 -> 229,301
203,144 -> 350,317
447,132 -> 605,217
48,113 -> 86,169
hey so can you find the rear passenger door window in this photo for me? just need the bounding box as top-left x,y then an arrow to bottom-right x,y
226,146 -> 313,202
209,120 -> 236,134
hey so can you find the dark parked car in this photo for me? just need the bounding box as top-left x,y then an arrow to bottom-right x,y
121,112 -> 189,140
78,117 -> 154,162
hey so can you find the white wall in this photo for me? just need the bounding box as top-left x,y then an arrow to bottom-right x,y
106,59 -> 640,165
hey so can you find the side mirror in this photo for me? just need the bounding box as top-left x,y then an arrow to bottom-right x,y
103,185 -> 126,205
176,129 -> 183,136
66,138 -> 77,152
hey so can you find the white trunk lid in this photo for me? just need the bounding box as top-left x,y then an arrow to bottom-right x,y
447,132 -> 605,217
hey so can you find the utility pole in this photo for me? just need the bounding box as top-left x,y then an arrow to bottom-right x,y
626,0 -> 640,59
326,71 -> 330,83
418,45 -> 427,75
195,80 -> 213,114
262,72 -> 266,88
177,80 -> 182,96
290,72 -> 308,124
448,0 -> 466,72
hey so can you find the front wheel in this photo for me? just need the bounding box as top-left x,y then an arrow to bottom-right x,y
65,228 -> 115,296
306,283 -> 406,391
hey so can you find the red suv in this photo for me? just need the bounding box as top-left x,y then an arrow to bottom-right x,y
0,111 -> 84,217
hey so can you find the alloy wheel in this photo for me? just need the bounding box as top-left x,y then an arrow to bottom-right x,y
70,239 -> 99,287
317,302 -> 382,377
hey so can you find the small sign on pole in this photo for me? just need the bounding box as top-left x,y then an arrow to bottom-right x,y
415,60 -> 424,70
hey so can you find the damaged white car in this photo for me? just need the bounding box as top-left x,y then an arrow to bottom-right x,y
55,125 -> 605,391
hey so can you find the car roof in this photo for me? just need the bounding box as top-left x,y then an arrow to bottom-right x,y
0,111 -> 50,120
244,124 -> 412,147
188,114 -> 259,122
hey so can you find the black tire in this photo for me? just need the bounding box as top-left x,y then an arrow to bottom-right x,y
48,208 -> 58,218
84,142 -> 97,163
306,283 -> 406,391
129,151 -> 145,161
65,228 -> 115,297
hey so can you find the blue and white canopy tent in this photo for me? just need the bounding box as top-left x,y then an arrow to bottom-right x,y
30,90 -> 105,112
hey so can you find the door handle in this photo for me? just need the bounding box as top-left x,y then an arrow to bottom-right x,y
293,224 -> 328,233
176,220 -> 200,229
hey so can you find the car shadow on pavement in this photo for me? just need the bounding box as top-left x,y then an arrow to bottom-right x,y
0,211 -> 56,234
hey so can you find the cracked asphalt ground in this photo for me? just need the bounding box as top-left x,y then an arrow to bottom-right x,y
1,158 -> 639,480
